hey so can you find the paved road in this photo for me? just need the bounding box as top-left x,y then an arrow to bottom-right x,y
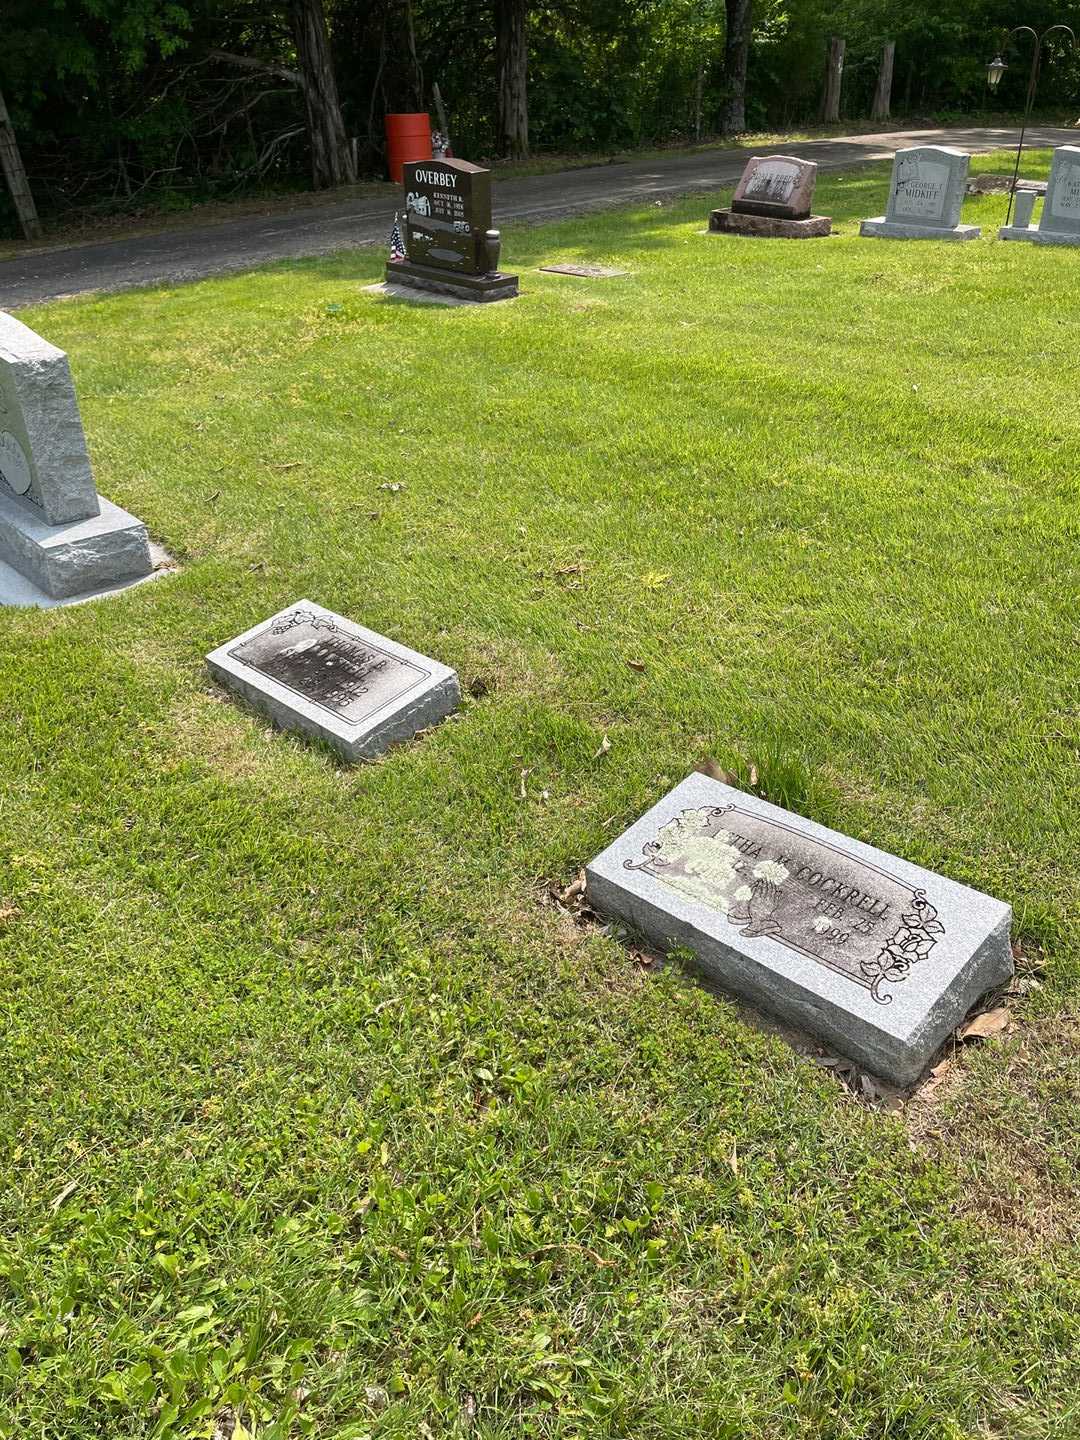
2,126 -> 1074,308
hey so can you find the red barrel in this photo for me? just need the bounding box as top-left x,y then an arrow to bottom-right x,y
385,112 -> 432,183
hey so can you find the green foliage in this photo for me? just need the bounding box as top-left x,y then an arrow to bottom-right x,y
4,0 -> 1080,232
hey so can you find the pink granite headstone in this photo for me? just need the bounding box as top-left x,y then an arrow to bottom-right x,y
731,155 -> 818,221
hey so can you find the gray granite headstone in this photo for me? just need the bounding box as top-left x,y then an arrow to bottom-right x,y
0,311 -> 155,606
0,312 -> 100,525
1036,145 -> 1080,245
860,146 -> 979,241
206,600 -> 460,762
586,774 -> 1012,1086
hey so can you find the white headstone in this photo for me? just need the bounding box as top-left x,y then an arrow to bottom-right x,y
1038,145 -> 1080,238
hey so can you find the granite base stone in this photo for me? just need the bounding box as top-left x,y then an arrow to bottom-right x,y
0,484 -> 153,599
709,209 -> 832,238
586,773 -> 1013,1087
0,541 -> 172,608
859,217 -> 980,241
998,224 -> 1038,241
1030,229 -> 1080,246
207,599 -> 460,763
364,281 -> 472,307
385,259 -> 519,303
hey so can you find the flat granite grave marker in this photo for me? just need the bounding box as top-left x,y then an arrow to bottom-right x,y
206,600 -> 460,762
586,773 -> 1012,1086
710,155 -> 831,238
0,310 -> 156,606
860,146 -> 979,241
539,263 -> 628,278
1003,145 -> 1080,244
385,158 -> 518,302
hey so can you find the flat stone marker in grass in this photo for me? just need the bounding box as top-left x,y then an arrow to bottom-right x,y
586,773 -> 1012,1086
539,263 -> 628,278
207,600 -> 460,762
860,145 -> 980,242
1003,145 -> 1080,245
709,155 -> 832,238
0,310 -> 156,606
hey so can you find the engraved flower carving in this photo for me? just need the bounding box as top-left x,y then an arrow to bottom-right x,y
752,859 -> 790,885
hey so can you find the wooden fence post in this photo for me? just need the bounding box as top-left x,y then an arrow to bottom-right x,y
821,36 -> 845,124
871,41 -> 895,122
0,87 -> 41,241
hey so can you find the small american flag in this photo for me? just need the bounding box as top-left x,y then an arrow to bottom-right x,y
388,213 -> 407,263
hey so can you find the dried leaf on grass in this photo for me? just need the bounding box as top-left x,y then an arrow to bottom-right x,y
695,756 -> 739,786
915,1057 -> 954,1101
0,904 -> 19,924
594,734 -> 611,759
626,659 -> 646,673
957,1007 -> 1011,1041
558,872 -> 586,906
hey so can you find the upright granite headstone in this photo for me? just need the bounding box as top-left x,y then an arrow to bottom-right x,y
206,600 -> 461,761
586,774 -> 1012,1087
999,148 -> 1080,242
710,155 -> 831,238
385,157 -> 518,302
860,146 -> 979,241
1033,145 -> 1080,245
0,311 -> 154,605
1002,145 -> 1080,244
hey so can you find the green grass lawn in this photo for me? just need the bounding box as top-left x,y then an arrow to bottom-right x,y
1,152 -> 1077,1440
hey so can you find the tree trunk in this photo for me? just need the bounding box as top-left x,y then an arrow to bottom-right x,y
0,88 -> 41,241
721,0 -> 752,134
821,36 -> 845,124
289,0 -> 357,188
871,41 -> 895,122
496,0 -> 529,158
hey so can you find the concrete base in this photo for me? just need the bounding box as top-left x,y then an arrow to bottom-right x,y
0,486 -> 154,600
385,259 -> 519,303
999,224 -> 1038,242
364,281 -> 473,307
997,224 -> 1080,245
0,541 -> 173,608
709,209 -> 832,238
859,217 -> 980,241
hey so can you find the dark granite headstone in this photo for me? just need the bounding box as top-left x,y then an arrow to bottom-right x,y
732,156 -> 818,220
386,158 -> 518,302
403,159 -> 491,273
